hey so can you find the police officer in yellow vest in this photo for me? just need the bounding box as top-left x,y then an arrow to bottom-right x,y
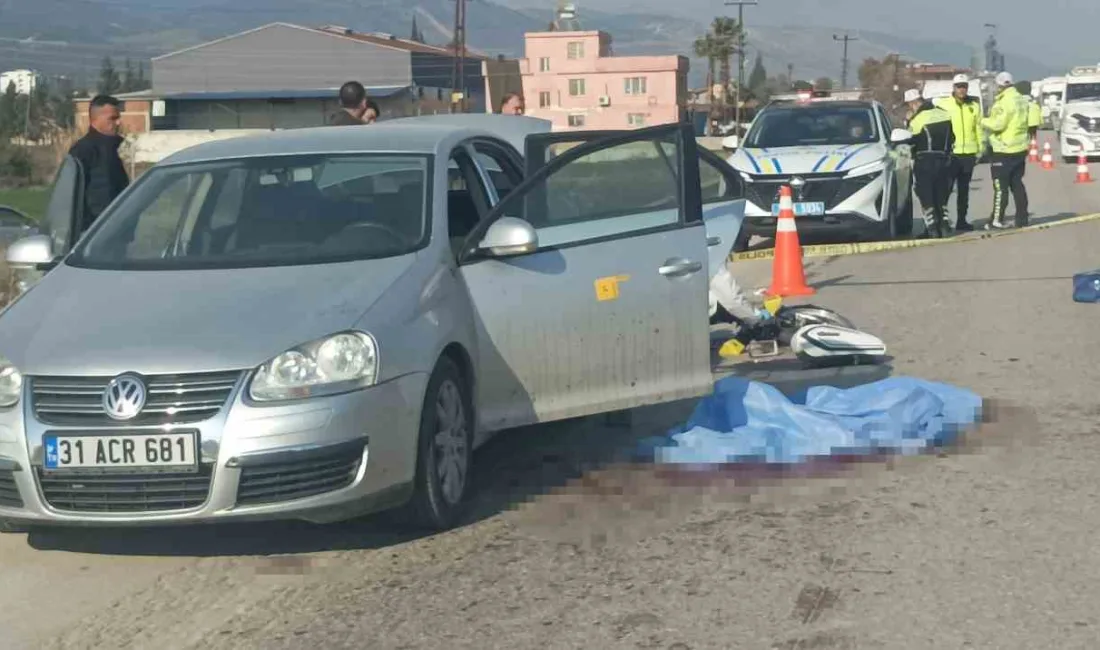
904,88 -> 956,238
1018,80 -> 1043,141
982,71 -> 1031,230
934,74 -> 984,232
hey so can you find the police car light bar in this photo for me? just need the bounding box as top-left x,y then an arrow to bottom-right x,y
1069,65 -> 1100,76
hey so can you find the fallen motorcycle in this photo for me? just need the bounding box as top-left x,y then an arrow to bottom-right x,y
714,299 -> 887,368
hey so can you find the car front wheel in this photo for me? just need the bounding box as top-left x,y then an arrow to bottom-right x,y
398,357 -> 474,531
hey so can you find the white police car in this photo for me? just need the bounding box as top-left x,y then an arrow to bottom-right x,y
724,96 -> 916,245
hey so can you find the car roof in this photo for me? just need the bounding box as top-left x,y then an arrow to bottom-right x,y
159,115 -> 553,166
763,100 -> 877,110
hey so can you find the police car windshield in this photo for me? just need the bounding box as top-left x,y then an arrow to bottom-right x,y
1066,83 -> 1100,102
745,105 -> 878,148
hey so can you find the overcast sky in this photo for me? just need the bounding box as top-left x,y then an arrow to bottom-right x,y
539,0 -> 1096,70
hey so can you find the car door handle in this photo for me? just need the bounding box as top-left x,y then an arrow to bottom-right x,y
658,258 -> 702,277
706,235 -> 722,247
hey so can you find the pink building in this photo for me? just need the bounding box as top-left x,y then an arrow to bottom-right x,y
519,29 -> 689,130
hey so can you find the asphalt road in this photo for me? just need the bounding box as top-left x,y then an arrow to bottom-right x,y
4,142 -> 1100,650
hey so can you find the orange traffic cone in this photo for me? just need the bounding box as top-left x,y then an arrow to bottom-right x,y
1041,143 -> 1054,170
1075,151 -> 1094,183
1028,138 -> 1040,163
766,186 -> 816,298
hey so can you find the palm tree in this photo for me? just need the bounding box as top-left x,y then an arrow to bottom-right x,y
693,33 -> 718,103
710,17 -> 742,110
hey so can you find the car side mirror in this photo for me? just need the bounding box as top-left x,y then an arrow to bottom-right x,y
721,135 -> 740,151
478,217 -> 539,258
6,234 -> 55,270
890,128 -> 913,144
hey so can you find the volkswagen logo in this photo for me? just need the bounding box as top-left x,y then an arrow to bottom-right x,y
102,374 -> 148,421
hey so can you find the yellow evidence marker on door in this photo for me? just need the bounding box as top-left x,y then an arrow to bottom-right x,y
594,275 -> 630,302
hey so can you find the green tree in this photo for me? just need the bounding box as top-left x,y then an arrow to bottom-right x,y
98,56 -> 122,95
0,82 -> 18,137
814,77 -> 835,91
748,53 -> 767,94
121,58 -> 136,93
709,17 -> 741,106
51,77 -> 76,128
693,33 -> 719,101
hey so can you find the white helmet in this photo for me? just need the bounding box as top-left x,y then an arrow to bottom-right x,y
790,324 -> 887,369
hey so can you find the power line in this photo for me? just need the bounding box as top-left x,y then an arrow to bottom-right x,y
724,0 -> 757,137
833,32 -> 857,89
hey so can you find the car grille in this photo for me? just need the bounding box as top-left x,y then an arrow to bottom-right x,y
36,465 -> 214,513
236,444 -> 365,506
31,371 -> 243,427
0,470 -> 22,508
744,172 -> 881,212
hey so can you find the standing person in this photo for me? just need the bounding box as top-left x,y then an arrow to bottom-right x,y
1017,81 -> 1043,142
68,94 -> 129,234
499,92 -> 525,115
934,74 -> 984,232
328,81 -> 371,126
982,72 -> 1031,230
903,89 -> 956,239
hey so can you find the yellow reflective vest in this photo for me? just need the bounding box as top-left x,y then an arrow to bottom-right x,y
982,87 -> 1031,154
934,95 -> 984,156
1028,100 -> 1042,129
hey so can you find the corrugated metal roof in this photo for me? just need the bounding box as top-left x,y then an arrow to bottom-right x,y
308,25 -> 489,59
163,87 -> 409,101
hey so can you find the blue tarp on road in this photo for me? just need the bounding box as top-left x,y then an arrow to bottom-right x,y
641,376 -> 983,465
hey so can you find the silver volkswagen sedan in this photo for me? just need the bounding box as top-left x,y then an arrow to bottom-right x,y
0,115 -> 746,531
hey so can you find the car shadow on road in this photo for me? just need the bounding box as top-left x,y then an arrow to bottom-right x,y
23,363 -> 897,558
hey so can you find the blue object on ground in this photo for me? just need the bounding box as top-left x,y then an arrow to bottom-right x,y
640,376 -> 983,465
1073,270 -> 1100,303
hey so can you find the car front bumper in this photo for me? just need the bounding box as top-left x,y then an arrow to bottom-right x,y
1061,129 -> 1100,156
0,371 -> 428,527
741,171 -> 888,235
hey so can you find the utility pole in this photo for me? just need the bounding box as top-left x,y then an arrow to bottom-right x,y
833,33 -> 858,89
450,0 -> 468,113
724,0 -> 757,139
787,63 -> 794,88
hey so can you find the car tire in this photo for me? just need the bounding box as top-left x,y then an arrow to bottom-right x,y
396,356 -> 474,531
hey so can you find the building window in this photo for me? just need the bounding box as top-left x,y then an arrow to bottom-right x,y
568,79 -> 586,96
568,114 -> 586,127
567,41 -> 585,59
539,57 -> 551,72
624,77 -> 648,95
539,91 -> 551,108
627,113 -> 646,127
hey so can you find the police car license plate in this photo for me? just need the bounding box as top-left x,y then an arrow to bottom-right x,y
771,202 -> 825,217
43,432 -> 198,471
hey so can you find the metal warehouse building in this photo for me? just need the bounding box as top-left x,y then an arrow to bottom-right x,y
78,22 -> 506,132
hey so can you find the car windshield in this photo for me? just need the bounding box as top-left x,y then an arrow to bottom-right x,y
69,153 -> 430,270
745,105 -> 878,148
1066,83 -> 1100,102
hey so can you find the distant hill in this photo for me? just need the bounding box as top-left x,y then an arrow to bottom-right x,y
0,0 -> 1055,91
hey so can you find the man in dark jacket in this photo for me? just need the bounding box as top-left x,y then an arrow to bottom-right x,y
904,88 -> 956,238
68,95 -> 129,234
329,81 -> 374,126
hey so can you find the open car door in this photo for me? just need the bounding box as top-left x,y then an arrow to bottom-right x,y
525,129 -> 746,278
40,154 -> 86,262
457,123 -> 715,430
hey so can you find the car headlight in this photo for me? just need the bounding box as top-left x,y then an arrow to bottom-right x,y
844,161 -> 886,178
249,331 -> 379,402
0,354 -> 23,409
